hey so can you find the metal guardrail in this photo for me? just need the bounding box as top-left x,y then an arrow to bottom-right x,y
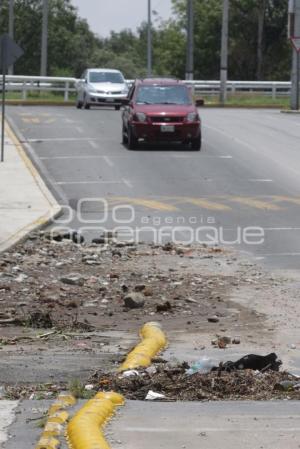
0,75 -> 292,101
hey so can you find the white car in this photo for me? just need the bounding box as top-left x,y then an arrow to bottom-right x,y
76,68 -> 129,110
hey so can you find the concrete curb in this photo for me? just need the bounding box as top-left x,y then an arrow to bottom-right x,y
201,104 -> 287,109
280,109 -> 300,114
0,121 -> 63,254
5,100 -> 75,107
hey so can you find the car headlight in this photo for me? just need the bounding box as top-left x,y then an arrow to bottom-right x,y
135,112 -> 147,122
186,112 -> 199,122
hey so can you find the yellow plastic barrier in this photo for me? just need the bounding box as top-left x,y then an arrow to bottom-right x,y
66,392 -> 124,449
35,437 -> 60,449
35,394 -> 76,449
118,322 -> 167,372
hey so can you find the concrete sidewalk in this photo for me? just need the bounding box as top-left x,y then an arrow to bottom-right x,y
0,122 -> 61,253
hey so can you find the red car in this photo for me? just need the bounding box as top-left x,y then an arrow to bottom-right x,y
122,78 -> 202,150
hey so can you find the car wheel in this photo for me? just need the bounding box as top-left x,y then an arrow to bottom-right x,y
115,105 -> 121,111
122,124 -> 128,144
83,96 -> 90,110
191,134 -> 201,151
76,99 -> 83,109
128,125 -> 138,150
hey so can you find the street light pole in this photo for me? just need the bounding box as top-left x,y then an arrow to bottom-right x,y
40,0 -> 49,76
289,0 -> 300,110
147,0 -> 152,76
186,0 -> 194,80
8,0 -> 14,75
220,0 -> 229,104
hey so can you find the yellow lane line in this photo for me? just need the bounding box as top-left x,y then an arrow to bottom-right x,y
179,197 -> 231,211
107,197 -> 179,212
21,117 -> 41,124
230,197 -> 282,211
272,195 -> 300,206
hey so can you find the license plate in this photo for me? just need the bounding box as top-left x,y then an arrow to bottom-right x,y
106,98 -> 115,102
161,125 -> 175,132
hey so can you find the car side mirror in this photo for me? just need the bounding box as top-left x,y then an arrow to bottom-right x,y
195,99 -> 204,107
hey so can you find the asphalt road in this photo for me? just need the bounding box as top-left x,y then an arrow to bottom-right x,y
5,400 -> 300,449
7,106 -> 300,270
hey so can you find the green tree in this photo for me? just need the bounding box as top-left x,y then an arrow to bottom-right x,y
0,0 -> 100,76
172,0 -> 290,80
172,0 -> 223,79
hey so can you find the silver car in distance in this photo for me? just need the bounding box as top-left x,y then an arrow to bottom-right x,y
76,68 -> 129,110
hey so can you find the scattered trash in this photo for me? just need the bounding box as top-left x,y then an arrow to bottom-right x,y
145,366 -> 157,376
232,337 -> 241,345
208,316 -> 219,323
124,292 -> 145,309
214,353 -> 282,372
0,386 -> 6,399
212,336 -> 231,348
156,301 -> 172,312
186,357 -> 216,375
44,230 -> 84,244
274,380 -> 298,391
84,384 -> 94,391
93,360 -> 300,402
145,390 -> 166,400
120,370 -> 140,378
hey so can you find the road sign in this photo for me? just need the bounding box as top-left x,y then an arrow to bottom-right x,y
0,33 -> 23,162
0,33 -> 23,69
291,36 -> 300,52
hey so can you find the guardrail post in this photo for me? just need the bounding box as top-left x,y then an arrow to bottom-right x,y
272,83 -> 276,100
64,81 -> 69,102
22,82 -> 27,100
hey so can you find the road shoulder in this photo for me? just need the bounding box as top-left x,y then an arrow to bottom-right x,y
0,121 -> 61,253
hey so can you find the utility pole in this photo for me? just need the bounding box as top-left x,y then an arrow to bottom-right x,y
8,0 -> 14,75
220,0 -> 229,104
40,0 -> 49,77
186,0 -> 194,80
289,0 -> 300,110
147,0 -> 152,77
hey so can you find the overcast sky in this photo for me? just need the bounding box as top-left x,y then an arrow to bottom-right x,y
71,0 -> 174,38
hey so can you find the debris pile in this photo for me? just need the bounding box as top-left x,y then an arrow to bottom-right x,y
92,360 -> 300,401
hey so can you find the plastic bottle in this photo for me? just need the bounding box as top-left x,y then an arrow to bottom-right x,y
186,357 -> 216,375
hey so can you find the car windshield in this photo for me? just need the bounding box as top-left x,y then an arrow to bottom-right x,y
136,85 -> 191,105
89,72 -> 124,84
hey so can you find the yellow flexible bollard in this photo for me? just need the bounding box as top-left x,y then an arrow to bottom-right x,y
118,322 -> 167,372
35,394 -> 76,449
66,392 -> 124,449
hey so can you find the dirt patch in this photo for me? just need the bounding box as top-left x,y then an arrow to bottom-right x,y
0,233 -> 275,335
